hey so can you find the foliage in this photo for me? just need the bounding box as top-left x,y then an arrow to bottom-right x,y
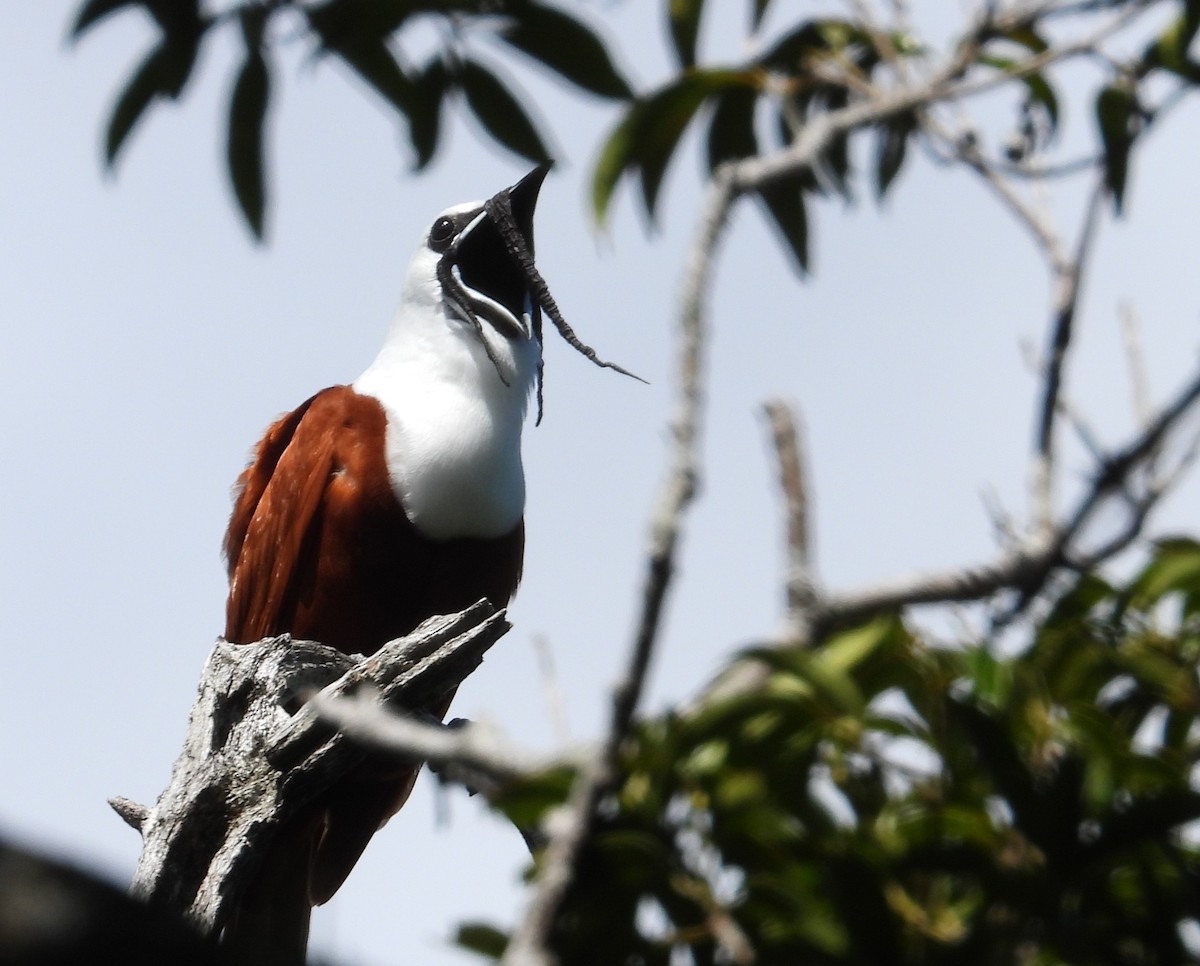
70,0 -> 632,239
467,540 -> 1200,964
593,1 -> 1200,271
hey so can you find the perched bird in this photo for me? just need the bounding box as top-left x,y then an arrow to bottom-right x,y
218,167 -> 636,964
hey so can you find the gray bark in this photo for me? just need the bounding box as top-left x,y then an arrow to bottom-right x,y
112,600 -> 510,936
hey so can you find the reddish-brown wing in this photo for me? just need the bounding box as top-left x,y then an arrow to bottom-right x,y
224,384 -> 524,655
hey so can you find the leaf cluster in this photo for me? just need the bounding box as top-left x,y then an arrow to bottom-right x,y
591,0 -> 1200,274
74,0 -> 1200,261
71,0 -> 632,239
1095,1 -> 1200,213
466,540 -> 1200,964
592,16 -> 911,275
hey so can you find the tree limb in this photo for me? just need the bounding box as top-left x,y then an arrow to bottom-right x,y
113,601 -> 509,936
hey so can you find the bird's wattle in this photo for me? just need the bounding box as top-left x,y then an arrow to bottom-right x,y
455,215 -> 530,336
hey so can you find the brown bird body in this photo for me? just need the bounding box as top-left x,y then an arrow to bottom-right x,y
224,384 -> 524,656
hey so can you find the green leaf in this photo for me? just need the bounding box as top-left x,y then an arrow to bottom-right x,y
100,7 -> 202,168
492,765 -> 575,830
668,0 -> 704,68
816,615 -> 900,678
305,0 -> 416,46
104,35 -> 197,167
1096,82 -> 1137,215
758,180 -> 808,275
591,103 -> 641,223
408,59 -> 447,170
997,24 -> 1049,54
143,0 -> 204,37
70,0 -> 135,40
496,0 -> 632,99
874,110 -> 917,199
454,921 -> 509,959
106,44 -> 169,167
227,10 -> 270,240
459,59 -> 552,164
751,0 -> 772,31
1144,10 -> 1200,81
706,85 -> 758,171
980,56 -> 1059,136
758,20 -> 828,71
639,72 -> 747,221
1022,71 -> 1060,134
946,699 -> 1043,837
1129,538 -> 1200,605
326,35 -> 415,114
1090,789 -> 1200,859
592,69 -> 751,224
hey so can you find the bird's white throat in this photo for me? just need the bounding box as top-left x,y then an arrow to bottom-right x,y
354,294 -> 538,541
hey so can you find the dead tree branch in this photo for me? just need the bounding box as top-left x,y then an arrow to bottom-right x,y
111,601 -> 509,937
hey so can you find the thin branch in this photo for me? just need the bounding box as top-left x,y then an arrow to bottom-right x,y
1120,302 -> 1153,427
108,796 -> 149,832
761,400 -> 818,644
820,361 -> 1200,627
924,105 -> 1110,538
741,1 -> 1148,204
1031,175 -> 1107,534
1046,363 -> 1200,564
533,635 -> 571,745
309,691 -> 568,785
1020,338 -> 1108,464
927,116 -> 1070,274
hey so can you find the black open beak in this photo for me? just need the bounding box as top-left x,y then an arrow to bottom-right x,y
454,164 -> 551,340
501,163 -> 550,256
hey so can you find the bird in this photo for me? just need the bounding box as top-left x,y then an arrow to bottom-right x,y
218,166 -> 562,964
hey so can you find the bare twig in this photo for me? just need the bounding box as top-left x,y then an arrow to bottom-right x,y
309,691 -> 570,784
761,400 -> 818,644
1031,176 -> 1107,534
108,796 -> 149,832
1020,338 -> 1107,463
1120,302 -> 1153,427
533,635 -> 572,745
928,116 -> 1070,274
820,361 -> 1200,627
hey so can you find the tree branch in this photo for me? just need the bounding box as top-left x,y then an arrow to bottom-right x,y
1031,176 -> 1107,533
820,360 -> 1200,627
113,601 -> 509,936
761,399 -> 817,645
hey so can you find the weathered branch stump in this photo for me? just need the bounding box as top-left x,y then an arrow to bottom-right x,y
112,600 -> 510,937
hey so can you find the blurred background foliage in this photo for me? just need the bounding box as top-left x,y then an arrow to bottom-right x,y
473,539 -> 1200,964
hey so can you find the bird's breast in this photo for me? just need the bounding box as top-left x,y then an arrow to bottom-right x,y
352,375 -> 524,541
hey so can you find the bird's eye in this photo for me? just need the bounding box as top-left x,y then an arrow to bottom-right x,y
428,216 -> 456,253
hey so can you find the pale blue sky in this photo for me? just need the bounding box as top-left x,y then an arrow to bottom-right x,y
3,3 -> 1199,964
